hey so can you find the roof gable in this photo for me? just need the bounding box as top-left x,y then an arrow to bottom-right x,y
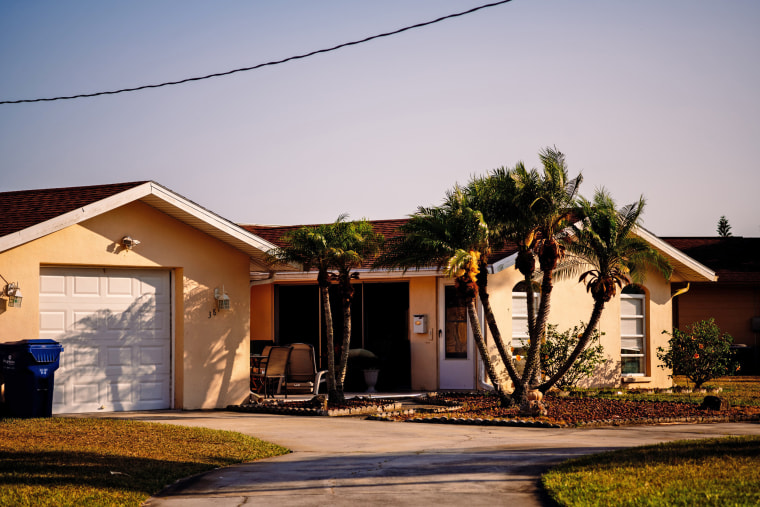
0,181 -> 277,270
0,181 -> 148,237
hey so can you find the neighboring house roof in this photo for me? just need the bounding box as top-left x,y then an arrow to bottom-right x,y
662,236 -> 760,283
0,181 -> 279,270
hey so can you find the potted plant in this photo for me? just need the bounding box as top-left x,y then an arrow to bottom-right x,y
348,348 -> 381,393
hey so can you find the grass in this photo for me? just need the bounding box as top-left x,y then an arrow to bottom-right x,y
0,417 -> 289,507
567,376 -> 760,407
542,435 -> 760,506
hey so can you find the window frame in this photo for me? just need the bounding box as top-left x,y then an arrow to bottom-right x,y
620,292 -> 646,376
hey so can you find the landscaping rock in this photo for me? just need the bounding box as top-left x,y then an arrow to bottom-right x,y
700,395 -> 729,411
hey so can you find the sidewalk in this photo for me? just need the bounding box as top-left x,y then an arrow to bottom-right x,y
117,410 -> 760,506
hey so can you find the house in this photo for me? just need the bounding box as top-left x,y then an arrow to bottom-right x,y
1,179 -> 721,417
0,181 -> 280,414
662,236 -> 760,374
244,222 -> 717,391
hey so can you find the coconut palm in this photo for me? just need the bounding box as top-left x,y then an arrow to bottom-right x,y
373,189 -> 511,404
266,220 -> 341,402
327,218 -> 384,399
539,189 -> 672,393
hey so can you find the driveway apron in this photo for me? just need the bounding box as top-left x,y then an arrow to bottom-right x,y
125,411 -> 760,507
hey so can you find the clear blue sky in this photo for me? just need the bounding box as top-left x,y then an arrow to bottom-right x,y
2,0 -> 758,237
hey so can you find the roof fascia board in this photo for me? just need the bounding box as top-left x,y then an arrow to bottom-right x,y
254,267 -> 441,284
634,226 -> 717,282
144,182 -> 279,253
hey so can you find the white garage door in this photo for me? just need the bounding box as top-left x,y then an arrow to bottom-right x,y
39,267 -> 172,414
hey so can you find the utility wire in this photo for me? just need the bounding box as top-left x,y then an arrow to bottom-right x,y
1,0 -> 512,105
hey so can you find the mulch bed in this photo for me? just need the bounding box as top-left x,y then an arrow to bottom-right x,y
229,392 -> 760,428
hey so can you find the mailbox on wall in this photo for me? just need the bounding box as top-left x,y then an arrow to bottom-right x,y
413,314 -> 428,334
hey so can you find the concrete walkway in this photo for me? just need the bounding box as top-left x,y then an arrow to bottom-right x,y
121,410 -> 760,506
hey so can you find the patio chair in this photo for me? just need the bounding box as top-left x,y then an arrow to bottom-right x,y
251,345 -> 292,398
285,343 -> 327,395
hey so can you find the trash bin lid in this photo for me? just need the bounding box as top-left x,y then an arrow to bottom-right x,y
0,339 -> 63,363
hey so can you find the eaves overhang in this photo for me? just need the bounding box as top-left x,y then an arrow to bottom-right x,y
0,181 -> 281,270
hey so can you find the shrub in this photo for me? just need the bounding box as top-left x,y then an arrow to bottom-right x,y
657,319 -> 737,389
540,323 -> 606,389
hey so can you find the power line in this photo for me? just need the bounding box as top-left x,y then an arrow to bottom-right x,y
1,0 -> 513,105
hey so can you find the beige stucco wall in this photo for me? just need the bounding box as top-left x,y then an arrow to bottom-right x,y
408,276 -> 438,390
250,283 -> 274,343
483,264 -> 674,389
0,201 -> 252,410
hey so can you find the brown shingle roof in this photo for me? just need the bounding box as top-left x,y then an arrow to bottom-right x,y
241,219 -> 520,271
0,181 -> 149,237
661,237 -> 760,283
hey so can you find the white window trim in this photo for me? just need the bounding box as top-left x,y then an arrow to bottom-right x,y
620,293 -> 646,376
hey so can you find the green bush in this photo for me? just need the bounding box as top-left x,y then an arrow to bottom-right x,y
540,323 -> 605,389
658,318 -> 737,389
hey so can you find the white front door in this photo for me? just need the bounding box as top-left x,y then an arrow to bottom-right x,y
438,281 -> 475,390
39,267 -> 172,414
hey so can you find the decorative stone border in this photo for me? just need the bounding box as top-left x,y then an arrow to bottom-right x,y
228,401 -> 403,417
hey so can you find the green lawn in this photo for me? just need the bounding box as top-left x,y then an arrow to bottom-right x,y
0,417 -> 289,507
542,435 -> 760,506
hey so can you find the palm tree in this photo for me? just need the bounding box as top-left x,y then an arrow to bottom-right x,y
266,221 -> 341,402
327,218 -> 384,399
518,147 -> 582,388
373,189 -> 511,404
466,148 -> 581,402
539,189 -> 672,393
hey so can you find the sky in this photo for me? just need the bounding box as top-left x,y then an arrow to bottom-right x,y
1,0 -> 759,237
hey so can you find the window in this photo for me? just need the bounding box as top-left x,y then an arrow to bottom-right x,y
620,285 -> 646,375
512,281 -> 539,355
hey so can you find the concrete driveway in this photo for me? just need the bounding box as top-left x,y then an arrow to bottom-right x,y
124,411 -> 760,507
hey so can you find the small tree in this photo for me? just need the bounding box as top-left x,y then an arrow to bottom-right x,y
717,216 -> 732,237
657,319 -> 737,389
540,323 -> 605,389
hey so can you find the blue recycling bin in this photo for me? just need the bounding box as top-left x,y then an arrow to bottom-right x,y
0,339 -> 64,418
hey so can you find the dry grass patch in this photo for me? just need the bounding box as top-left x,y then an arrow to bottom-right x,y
0,417 -> 288,506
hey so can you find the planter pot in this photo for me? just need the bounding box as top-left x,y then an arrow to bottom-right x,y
363,369 -> 380,393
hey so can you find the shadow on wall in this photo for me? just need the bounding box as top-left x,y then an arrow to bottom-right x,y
182,279 -> 248,408
51,296 -> 171,413
578,357 -> 621,389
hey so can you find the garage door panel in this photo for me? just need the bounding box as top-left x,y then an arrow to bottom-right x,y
41,268 -> 172,414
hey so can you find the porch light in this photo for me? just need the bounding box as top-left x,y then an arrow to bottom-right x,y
214,286 -> 230,311
4,282 -> 23,308
121,235 -> 141,250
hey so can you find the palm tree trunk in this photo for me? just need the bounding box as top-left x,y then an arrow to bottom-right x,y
539,300 -> 605,393
320,282 -> 340,403
336,281 -> 352,402
466,299 -> 511,405
476,264 -> 520,388
478,287 -> 520,388
522,270 -> 553,386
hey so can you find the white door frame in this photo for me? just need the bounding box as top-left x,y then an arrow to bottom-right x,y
437,279 -> 476,390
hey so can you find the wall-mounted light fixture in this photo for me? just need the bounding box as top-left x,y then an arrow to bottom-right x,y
4,282 -> 23,308
121,235 -> 141,250
214,286 -> 231,311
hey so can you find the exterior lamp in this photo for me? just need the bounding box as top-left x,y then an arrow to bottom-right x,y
4,282 -> 23,308
214,286 -> 230,311
121,236 -> 141,250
